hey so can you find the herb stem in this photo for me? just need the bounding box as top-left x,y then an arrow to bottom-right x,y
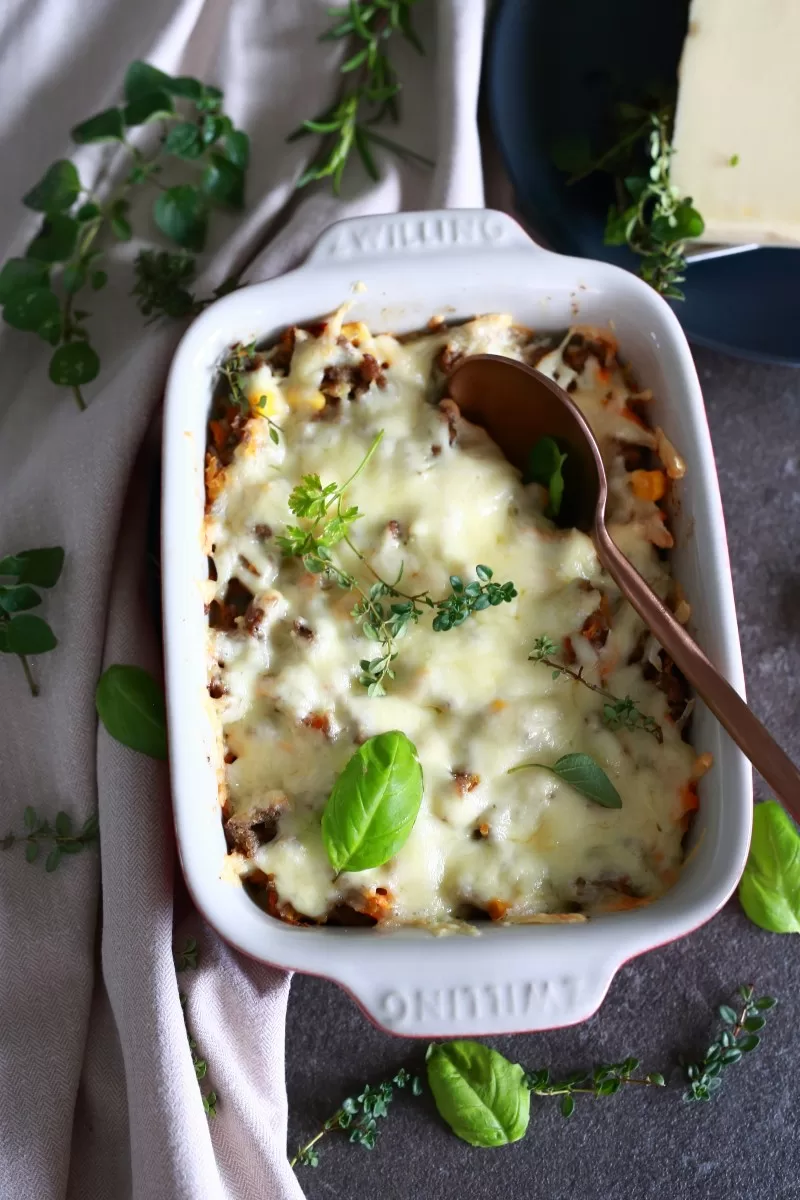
566,116 -> 650,185
71,386 -> 87,412
18,654 -> 39,697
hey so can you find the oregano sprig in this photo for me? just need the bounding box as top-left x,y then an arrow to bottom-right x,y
1,807 -> 98,871
0,60 -> 250,409
289,0 -> 433,193
0,546 -> 64,696
529,634 -> 663,742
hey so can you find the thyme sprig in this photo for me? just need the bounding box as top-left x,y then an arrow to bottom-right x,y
0,60 -> 249,409
1,807 -> 98,871
529,635 -> 662,742
279,436 -> 517,695
556,103 -> 704,301
291,1068 -> 422,1168
683,985 -> 776,1102
524,1057 -> 665,1119
219,343 -> 282,443
289,0 -> 432,193
175,941 -> 218,1119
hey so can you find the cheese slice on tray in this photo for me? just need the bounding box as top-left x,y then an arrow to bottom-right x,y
672,0 -> 800,247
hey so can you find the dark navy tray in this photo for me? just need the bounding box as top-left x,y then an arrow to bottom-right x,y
487,0 -> 800,365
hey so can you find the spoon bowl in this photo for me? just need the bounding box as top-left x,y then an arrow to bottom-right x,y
448,353 -> 800,818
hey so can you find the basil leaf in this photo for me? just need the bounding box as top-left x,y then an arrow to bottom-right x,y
0,585 -> 42,613
23,161 -> 81,213
0,258 -> 50,303
426,1041 -> 530,1147
5,614 -> 57,655
71,108 -> 125,144
525,436 -> 568,518
14,547 -> 64,588
95,664 -> 168,760
510,752 -> 622,808
738,801 -> 800,933
321,731 -> 423,872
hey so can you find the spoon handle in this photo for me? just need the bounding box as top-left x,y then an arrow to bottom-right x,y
594,523 -> 800,820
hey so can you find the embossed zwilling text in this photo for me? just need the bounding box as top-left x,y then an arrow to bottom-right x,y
378,978 -> 580,1028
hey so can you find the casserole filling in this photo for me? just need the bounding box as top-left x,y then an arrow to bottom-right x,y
205,311 -> 702,928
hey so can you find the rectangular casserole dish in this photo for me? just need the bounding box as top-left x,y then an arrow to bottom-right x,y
162,209 -> 752,1037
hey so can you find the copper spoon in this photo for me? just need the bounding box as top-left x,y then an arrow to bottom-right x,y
448,353 -> 800,818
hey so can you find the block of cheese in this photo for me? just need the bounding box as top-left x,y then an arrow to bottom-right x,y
671,0 -> 800,246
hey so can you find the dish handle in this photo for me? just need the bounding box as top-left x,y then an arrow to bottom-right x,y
305,208 -> 547,265
332,942 -> 625,1038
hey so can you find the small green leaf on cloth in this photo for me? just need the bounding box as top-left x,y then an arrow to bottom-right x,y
23,161 -> 81,213
95,664 -> 168,760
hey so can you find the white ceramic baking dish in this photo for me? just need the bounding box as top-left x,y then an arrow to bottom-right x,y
162,209 -> 752,1037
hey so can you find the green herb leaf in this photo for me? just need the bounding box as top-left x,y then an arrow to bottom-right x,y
201,153 -> 245,209
321,731 -> 423,873
23,161 -> 81,213
77,202 -> 101,221
71,108 -> 125,144
525,436 -> 568,518
124,90 -> 175,126
5,614 -> 57,655
91,270 -> 108,290
738,800 -> 800,933
154,186 -> 208,252
2,285 -> 60,333
166,75 -> 204,100
45,846 -> 61,872
510,752 -> 622,809
12,547 -> 64,588
165,121 -> 205,160
426,1041 -> 530,1147
95,664 -> 168,760
729,154 -> 740,167
224,130 -> 250,169
26,215 -> 79,263
62,264 -> 86,294
0,585 -> 42,613
124,60 -> 172,102
49,342 -> 100,388
0,258 -> 50,303
25,842 -> 39,863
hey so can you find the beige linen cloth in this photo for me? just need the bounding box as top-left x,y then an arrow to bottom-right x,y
0,1 -> 487,1197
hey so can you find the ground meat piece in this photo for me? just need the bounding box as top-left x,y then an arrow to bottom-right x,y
453,771 -> 480,795
438,397 -> 460,445
207,556 -> 218,582
321,363 -> 352,400
292,619 -> 314,641
326,904 -> 377,927
208,600 -> 237,631
431,444 -> 442,457
269,326 -> 296,374
253,523 -> 273,540
582,599 -> 610,650
562,334 -> 591,374
224,801 -> 287,857
562,636 -> 577,664
566,378 -> 578,393
435,344 -> 463,375
223,750 -> 238,765
208,677 -> 225,698
223,577 -> 254,614
387,519 -> 402,541
358,353 -> 386,389
645,655 -> 689,720
621,444 -> 645,471
244,603 -> 265,634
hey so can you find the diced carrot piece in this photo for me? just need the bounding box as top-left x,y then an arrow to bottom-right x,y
487,899 -> 509,921
691,752 -> 714,781
209,419 -> 228,451
630,469 -> 667,502
490,698 -> 507,712
360,887 -> 392,920
621,407 -> 648,428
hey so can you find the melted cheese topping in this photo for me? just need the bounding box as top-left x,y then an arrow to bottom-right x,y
206,316 -> 696,927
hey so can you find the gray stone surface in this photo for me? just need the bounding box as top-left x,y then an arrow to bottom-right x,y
285,347 -> 800,1200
